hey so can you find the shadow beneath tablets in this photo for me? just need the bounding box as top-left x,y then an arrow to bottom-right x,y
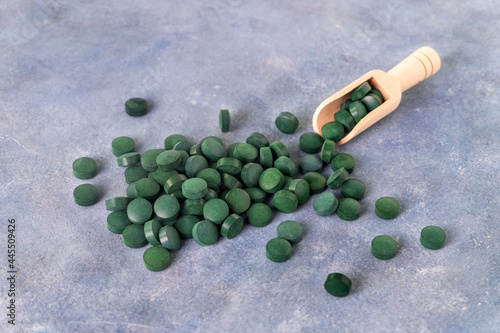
230,106 -> 250,132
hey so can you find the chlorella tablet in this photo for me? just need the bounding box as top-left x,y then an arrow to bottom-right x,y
158,225 -> 181,251
247,203 -> 273,227
143,246 -> 170,271
361,94 -> 382,112
217,157 -> 243,175
324,273 -> 352,297
341,178 -> 366,200
122,224 -> 148,248
73,183 -> 99,206
222,173 -> 243,189
125,97 -> 148,117
201,137 -> 225,162
234,143 -> 258,164
141,148 -> 165,172
371,235 -> 398,260
185,155 -> 209,178
350,81 -> 371,100
107,211 -> 132,234
299,154 -> 323,174
269,141 -> 289,158
221,213 -> 244,239
334,109 -> 356,131
127,198 -> 153,224
196,168 -> 221,191
299,132 -> 324,154
272,190 -> 298,213
349,101 -> 368,123
164,134 -> 188,150
302,172 -> 326,194
320,140 -> 336,163
313,192 -> 339,216
219,109 -> 230,132
153,195 -> 180,224
72,157 -> 97,180
240,163 -> 264,187
277,220 -> 302,244
275,111 -> 299,134
182,198 -> 205,216
134,178 -> 160,200
266,238 -> 292,263
225,188 -> 251,214
259,168 -> 285,194
203,198 -> 229,224
274,156 -> 297,177
331,153 -> 355,173
259,147 -> 274,169
192,220 -> 219,246
244,187 -> 268,203
144,219 -> 162,246
105,197 -> 131,211
327,167 -> 348,189
288,179 -> 310,204
156,150 -> 182,171
321,121 -> 345,142
124,165 -> 149,184
117,152 -> 140,167
336,198 -> 361,221
420,226 -> 446,250
375,197 -> 400,220
246,132 -> 269,148
181,178 -> 208,200
174,215 -> 199,239
111,136 -> 135,157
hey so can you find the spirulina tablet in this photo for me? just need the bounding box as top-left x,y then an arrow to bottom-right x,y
105,197 -> 131,211
281,176 -> 293,191
156,150 -> 182,171
127,198 -> 153,224
340,99 -> 353,110
190,143 -> 203,156
247,203 -> 273,227
288,179 -> 310,204
350,81 -> 371,100
327,167 -> 349,189
164,134 -> 188,150
371,235 -> 398,260
275,111 -> 299,134
143,246 -> 170,271
134,178 -> 160,200
73,183 -> 99,206
192,220 -> 219,246
341,179 -> 366,200
164,174 -> 187,194
174,215 -> 199,239
225,188 -> 251,214
107,211 -> 132,234
153,169 -> 178,186
241,163 -> 264,187
334,109 -> 356,131
269,141 -> 289,158
153,195 -> 180,223
259,147 -> 274,169
246,132 -> 269,148
266,238 -> 292,262
274,156 -> 297,177
302,172 -> 326,194
111,136 -> 135,157
375,197 -> 400,220
141,149 -> 165,172
196,168 -> 221,191
144,219 -> 162,246
299,132 -> 324,154
182,198 -> 205,216
219,109 -> 231,132
369,88 -> 384,101
185,155 -> 209,178
117,152 -> 140,167
420,226 -> 446,250
244,187 -> 268,203
217,157 -> 243,175
221,213 -> 244,239
299,154 -> 323,174
324,273 -> 352,297
181,178 -> 208,200
72,157 -> 97,179
122,224 -> 148,248
159,225 -> 181,251
124,165 -> 149,184
276,220 -> 302,244
222,173 -> 243,189
331,153 -> 355,174
201,137 -> 225,162
259,168 -> 285,194
313,192 -> 339,216
320,140 -> 336,163
361,94 -> 381,112
321,121 -> 345,142
349,101 -> 367,123
203,198 -> 229,224
272,190 -> 298,213
125,97 -> 148,117
234,143 -> 259,164
336,198 -> 361,221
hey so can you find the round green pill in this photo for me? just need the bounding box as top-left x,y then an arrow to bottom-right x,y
247,203 -> 273,227
153,169 -> 178,186
275,111 -> 299,134
361,94 -> 381,112
182,198 -> 205,216
302,172 -> 326,194
181,178 -> 208,200
341,178 -> 366,200
246,132 -> 269,148
192,220 -> 219,246
244,187 -> 268,203
73,183 -> 99,206
340,99 -> 353,110
272,190 -> 298,214
269,141 -> 289,158
313,192 -> 339,216
327,167 -> 349,189
241,163 -> 264,188
125,97 -> 148,117
144,219 -> 162,246
153,195 -> 180,223
375,197 -> 400,220
105,197 -> 131,211
371,235 -> 398,260
321,121 -> 345,142
299,155 -> 323,174
127,198 -> 153,224
259,147 -> 274,169
349,101 -> 368,123
217,157 -> 242,175
277,220 -> 302,244
141,149 -> 165,172
324,273 -> 352,297
219,109 -> 231,132
222,173 -> 243,189
107,211 -> 132,234
196,168 -> 221,191
350,81 -> 371,100
203,198 -> 229,224
111,136 -> 135,157
134,178 -> 160,200
288,179 -> 310,204
72,157 -> 97,179
274,156 -> 297,177
185,155 -> 209,178
369,88 -> 384,101
124,165 -> 149,184
234,143 -> 258,164
320,140 -> 336,163
143,246 -> 170,271
281,176 -> 293,190
189,143 -> 203,156
204,188 -> 218,201
266,238 -> 292,263
225,188 -> 251,214
174,215 -> 199,239
126,182 -> 137,199
122,224 -> 148,248
331,153 -> 355,174
201,137 -> 225,162
336,198 -> 361,221
334,109 -> 356,131
259,168 -> 285,194
221,213 -> 244,239
164,174 -> 187,194
299,132 -> 324,154
173,140 -> 191,154
159,225 -> 181,251
117,152 -> 140,167
227,142 -> 240,158
420,226 -> 446,250
156,150 -> 182,171
164,134 -> 188,150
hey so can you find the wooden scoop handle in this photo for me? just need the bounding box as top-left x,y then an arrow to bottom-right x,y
387,46 -> 441,93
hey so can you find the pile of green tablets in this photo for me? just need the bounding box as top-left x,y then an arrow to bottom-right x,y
321,82 -> 385,142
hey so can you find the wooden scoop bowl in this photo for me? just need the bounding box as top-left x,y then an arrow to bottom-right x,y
312,46 -> 441,145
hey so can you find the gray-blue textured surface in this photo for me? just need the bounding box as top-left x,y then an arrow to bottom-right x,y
1,0 -> 499,332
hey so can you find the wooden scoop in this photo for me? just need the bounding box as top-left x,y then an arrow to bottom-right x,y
312,46 -> 441,145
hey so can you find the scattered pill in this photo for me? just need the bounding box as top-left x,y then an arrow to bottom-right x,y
219,109 -> 231,132
287,179 -> 310,204
203,198 -> 229,224
324,273 -> 352,297
336,198 -> 361,221
221,213 -> 244,239
302,172 -> 326,194
320,140 -> 336,163
144,219 -> 162,246
371,235 -> 398,260
420,226 -> 446,250
266,238 -> 292,262
192,220 -> 219,246
331,153 -> 355,174
375,197 -> 400,220
313,192 -> 339,216
107,211 -> 132,234
299,154 -> 323,174
341,178 -> 366,200
272,190 -> 299,213
111,136 -> 135,157
72,157 -> 97,180
327,167 -> 349,189
105,197 -> 131,211
247,203 -> 273,227
73,183 -> 99,206
125,97 -> 148,117
276,220 -> 302,244
159,225 -> 181,251
299,132 -> 324,154
143,246 -> 170,271
122,223 -> 148,248
275,111 -> 299,134
127,198 -> 153,224
321,121 -> 345,142
259,167 -> 285,194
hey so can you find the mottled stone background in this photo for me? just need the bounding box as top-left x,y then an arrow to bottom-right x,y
1,0 -> 499,332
